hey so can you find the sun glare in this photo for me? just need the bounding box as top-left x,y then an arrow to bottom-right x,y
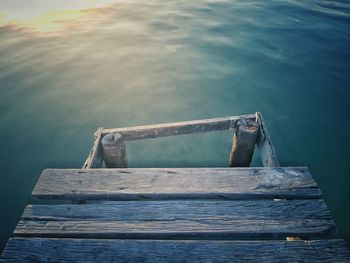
0,0 -> 120,35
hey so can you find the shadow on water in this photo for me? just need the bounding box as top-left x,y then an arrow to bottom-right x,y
1,0 -> 350,251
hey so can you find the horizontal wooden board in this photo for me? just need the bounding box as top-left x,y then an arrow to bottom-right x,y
14,219 -> 336,239
32,167 -> 321,201
2,238 -> 350,262
15,200 -> 336,239
102,114 -> 256,140
22,200 -> 332,221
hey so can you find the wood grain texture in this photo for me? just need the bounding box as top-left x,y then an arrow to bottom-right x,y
32,167 -> 321,201
21,200 -> 332,222
14,219 -> 336,239
102,114 -> 256,141
2,238 -> 350,262
82,128 -> 103,169
229,120 -> 259,167
15,200 -> 336,239
101,133 -> 128,168
256,112 -> 280,167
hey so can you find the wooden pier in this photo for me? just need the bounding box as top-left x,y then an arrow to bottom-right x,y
1,113 -> 350,262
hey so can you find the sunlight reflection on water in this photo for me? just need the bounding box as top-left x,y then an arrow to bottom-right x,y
0,1 -> 123,35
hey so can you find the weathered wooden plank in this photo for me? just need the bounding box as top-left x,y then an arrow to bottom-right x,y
256,112 -> 280,167
102,114 -> 256,141
32,167 -> 321,201
21,200 -> 332,222
16,218 -> 336,239
15,200 -> 336,239
2,238 -> 350,262
82,127 -> 103,169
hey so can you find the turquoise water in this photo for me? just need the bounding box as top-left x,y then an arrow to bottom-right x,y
1,0 -> 350,251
